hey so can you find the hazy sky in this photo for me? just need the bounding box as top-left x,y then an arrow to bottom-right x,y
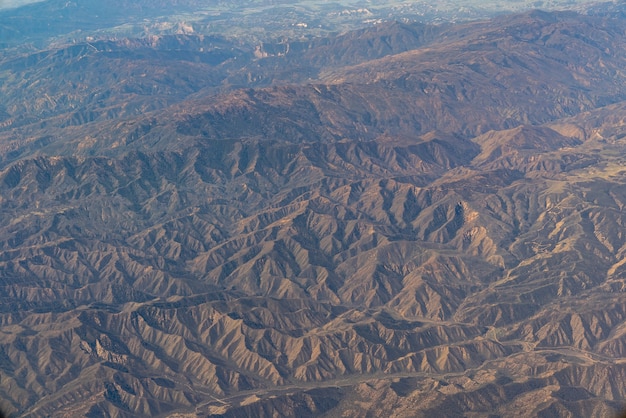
0,0 -> 43,9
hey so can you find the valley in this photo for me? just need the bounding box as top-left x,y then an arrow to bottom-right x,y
0,1 -> 626,417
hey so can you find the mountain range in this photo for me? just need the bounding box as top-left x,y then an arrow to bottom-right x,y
1,1 -> 626,417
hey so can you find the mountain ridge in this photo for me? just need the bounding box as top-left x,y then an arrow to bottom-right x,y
1,5 -> 626,417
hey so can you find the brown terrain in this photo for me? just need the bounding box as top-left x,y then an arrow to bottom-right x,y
1,4 -> 626,417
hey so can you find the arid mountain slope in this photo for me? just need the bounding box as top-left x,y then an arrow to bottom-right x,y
0,7 -> 626,418
4,10 -> 625,161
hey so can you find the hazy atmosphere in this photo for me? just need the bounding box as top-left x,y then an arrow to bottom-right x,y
0,0 -> 40,9
1,0 -> 626,417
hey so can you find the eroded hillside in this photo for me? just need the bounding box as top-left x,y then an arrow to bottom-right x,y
0,5 -> 626,418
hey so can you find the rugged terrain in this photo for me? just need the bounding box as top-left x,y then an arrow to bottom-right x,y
1,1 -> 626,417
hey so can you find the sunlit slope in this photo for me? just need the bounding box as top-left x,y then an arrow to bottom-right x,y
0,7 -> 626,417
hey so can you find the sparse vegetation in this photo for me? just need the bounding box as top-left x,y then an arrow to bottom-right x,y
0,1 -> 626,417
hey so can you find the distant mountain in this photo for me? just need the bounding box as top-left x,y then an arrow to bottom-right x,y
1,4 -> 626,418
0,0 -> 199,46
0,0 -> 602,50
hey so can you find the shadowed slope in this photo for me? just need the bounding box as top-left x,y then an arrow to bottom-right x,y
1,8 -> 626,417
